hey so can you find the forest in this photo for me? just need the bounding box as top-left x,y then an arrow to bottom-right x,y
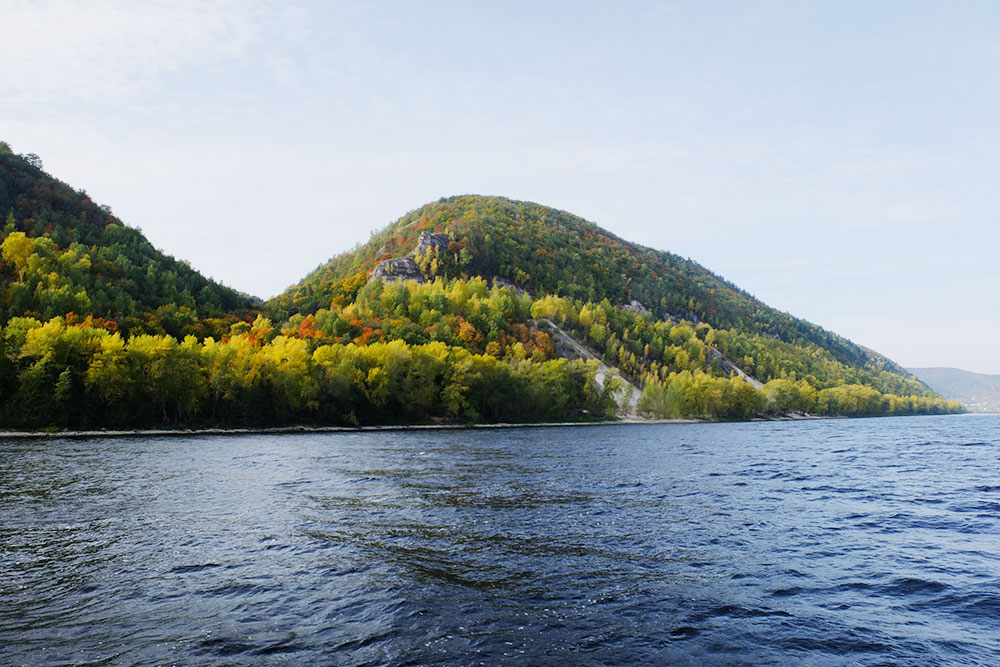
274,195 -> 877,369
0,145 -> 963,428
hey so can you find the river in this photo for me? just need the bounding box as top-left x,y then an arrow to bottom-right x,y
3,415 -> 999,664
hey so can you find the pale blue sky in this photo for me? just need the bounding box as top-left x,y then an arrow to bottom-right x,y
2,1 -> 998,372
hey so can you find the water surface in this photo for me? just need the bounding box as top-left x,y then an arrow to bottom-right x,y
3,415 -> 999,664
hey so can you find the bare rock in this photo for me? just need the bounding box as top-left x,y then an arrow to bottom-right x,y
492,277 -> 531,298
371,257 -> 424,282
709,347 -> 763,388
414,231 -> 451,256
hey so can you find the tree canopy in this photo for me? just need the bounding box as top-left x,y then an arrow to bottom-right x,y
0,149 -> 962,429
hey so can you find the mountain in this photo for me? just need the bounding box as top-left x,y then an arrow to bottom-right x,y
274,195 -> 856,355
270,194 -> 935,398
0,149 -> 962,429
0,143 -> 257,338
908,367 -> 1000,412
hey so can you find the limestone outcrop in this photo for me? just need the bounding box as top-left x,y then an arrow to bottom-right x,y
415,231 -> 451,256
370,257 -> 423,282
370,231 -> 453,283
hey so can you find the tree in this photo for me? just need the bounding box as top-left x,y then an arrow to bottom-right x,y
23,153 -> 44,170
1,232 -> 35,279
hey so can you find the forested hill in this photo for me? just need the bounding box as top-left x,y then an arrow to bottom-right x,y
0,143 -> 256,337
272,195 -> 889,371
0,150 -> 960,429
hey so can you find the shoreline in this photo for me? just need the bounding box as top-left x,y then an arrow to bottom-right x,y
0,413 -> 836,440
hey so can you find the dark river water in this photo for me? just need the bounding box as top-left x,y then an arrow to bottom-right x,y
3,415 -> 999,665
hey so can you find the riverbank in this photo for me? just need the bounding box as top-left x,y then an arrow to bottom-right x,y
0,413 -> 839,439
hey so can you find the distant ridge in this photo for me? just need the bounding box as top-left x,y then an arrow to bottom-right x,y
908,367 -> 1000,413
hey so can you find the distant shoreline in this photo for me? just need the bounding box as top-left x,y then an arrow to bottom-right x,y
4,412 -> 985,440
0,413 -> 841,439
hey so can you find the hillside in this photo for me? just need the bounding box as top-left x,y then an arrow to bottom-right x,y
0,143 -> 257,338
908,367 -> 1000,412
274,196 -> 850,351
0,151 -> 962,429
270,195 -> 932,395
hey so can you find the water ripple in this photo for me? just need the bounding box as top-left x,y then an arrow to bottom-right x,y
2,415 -> 999,664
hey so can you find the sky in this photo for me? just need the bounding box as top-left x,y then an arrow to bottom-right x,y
2,0 -> 999,373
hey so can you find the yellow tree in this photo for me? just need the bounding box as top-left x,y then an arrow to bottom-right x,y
1,232 -> 36,280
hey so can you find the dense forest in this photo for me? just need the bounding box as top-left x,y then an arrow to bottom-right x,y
272,195 -> 880,370
0,143 -> 257,338
0,145 -> 962,429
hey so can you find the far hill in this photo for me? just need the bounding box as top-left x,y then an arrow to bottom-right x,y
908,367 -> 1000,412
0,143 -> 257,338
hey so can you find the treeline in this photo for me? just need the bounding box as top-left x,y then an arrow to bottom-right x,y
0,268 -> 962,428
1,231 -> 246,338
530,293 -> 962,419
636,372 -> 962,420
0,315 -> 617,429
529,294 -> 936,397
271,278 -> 961,421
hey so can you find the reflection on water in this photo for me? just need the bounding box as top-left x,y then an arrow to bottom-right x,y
2,415 -> 1000,664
